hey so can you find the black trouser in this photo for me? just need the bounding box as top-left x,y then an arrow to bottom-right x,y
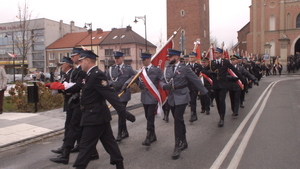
170,104 -> 187,138
63,109 -> 73,142
63,106 -> 83,148
229,90 -> 241,114
143,104 -> 157,131
189,90 -> 198,112
214,89 -> 228,120
118,102 -> 128,131
73,123 -> 123,168
200,92 -> 210,111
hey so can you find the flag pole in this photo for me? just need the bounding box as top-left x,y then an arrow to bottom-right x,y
108,28 -> 181,108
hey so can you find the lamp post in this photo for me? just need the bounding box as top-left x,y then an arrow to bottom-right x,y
5,32 -> 16,82
84,23 -> 93,50
134,15 -> 147,52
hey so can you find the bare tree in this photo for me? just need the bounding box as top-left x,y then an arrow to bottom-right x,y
13,0 -> 38,81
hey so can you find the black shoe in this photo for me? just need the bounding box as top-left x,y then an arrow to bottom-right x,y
116,131 -> 123,142
240,103 -> 245,108
51,147 -> 63,154
163,115 -> 169,122
121,130 -> 129,139
189,112 -> 198,122
70,145 -> 80,153
172,147 -> 181,160
206,111 -> 210,115
115,161 -> 124,169
49,148 -> 71,164
180,141 -> 188,151
90,152 -> 99,161
210,103 -> 214,107
142,131 -> 151,146
150,131 -> 157,143
232,113 -> 238,116
218,119 -> 224,127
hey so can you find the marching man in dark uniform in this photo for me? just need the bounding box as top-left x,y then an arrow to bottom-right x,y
73,50 -> 135,169
227,55 -> 258,116
186,52 -> 201,122
106,51 -> 136,142
161,49 -> 208,160
206,48 -> 245,127
49,48 -> 99,164
137,52 -> 163,146
199,58 -> 213,115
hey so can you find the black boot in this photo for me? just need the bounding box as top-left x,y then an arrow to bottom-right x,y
142,131 -> 151,146
240,102 -> 244,108
51,146 -> 64,154
189,111 -> 198,122
115,161 -> 124,169
218,119 -> 224,127
163,110 -> 169,122
116,129 -> 123,142
150,130 -> 157,143
121,126 -> 129,139
70,144 -> 80,153
49,147 -> 71,164
180,135 -> 188,151
172,137 -> 181,160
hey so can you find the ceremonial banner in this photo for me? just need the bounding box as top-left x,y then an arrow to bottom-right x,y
227,68 -> 244,90
7,52 -> 17,58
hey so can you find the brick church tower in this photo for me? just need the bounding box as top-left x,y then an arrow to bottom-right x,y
167,0 -> 210,56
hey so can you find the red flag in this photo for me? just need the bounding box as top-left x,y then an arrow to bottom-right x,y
151,38 -> 173,105
7,52 -> 17,58
223,48 -> 229,59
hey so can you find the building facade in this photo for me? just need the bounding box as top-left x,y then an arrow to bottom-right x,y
167,0 -> 210,56
0,18 -> 86,75
46,26 -> 156,72
235,0 -> 300,70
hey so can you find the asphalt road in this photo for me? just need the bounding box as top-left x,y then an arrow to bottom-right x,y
1,75 -> 300,169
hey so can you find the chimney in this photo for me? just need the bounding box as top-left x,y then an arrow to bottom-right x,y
126,25 -> 132,31
97,28 -> 103,34
59,20 -> 63,37
70,21 -> 74,33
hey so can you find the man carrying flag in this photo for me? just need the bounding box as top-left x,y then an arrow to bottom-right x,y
137,52 -> 163,147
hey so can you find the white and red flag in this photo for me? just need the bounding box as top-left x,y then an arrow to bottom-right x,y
227,68 -> 244,90
7,52 -> 17,58
193,39 -> 201,62
205,45 -> 215,60
81,45 -> 88,50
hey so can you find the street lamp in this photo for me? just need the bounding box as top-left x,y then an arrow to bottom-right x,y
134,15 -> 147,52
5,32 -> 16,82
84,22 -> 93,50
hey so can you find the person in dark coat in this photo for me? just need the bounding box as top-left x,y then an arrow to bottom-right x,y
72,50 -> 135,169
160,49 -> 208,160
205,48 -> 245,127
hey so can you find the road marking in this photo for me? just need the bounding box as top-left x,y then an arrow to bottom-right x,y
210,78 -> 299,169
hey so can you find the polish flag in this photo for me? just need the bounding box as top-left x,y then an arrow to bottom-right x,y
205,45 -> 215,60
81,45 -> 88,50
7,52 -> 17,58
193,39 -> 201,62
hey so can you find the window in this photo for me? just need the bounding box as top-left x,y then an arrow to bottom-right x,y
49,53 -> 55,60
33,35 -> 44,42
59,53 -> 63,61
297,14 -> 300,28
121,48 -> 130,56
32,53 -> 44,60
32,61 -> 44,68
269,15 -> 276,31
180,10 -> 185,17
113,35 -> 118,39
33,29 -> 44,36
287,13 -> 291,29
66,53 -> 70,58
33,44 -> 44,51
105,49 -> 113,57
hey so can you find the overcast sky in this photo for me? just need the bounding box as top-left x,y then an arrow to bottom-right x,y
0,0 -> 251,48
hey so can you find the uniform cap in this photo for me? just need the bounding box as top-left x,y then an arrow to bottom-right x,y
71,47 -> 83,56
59,56 -> 73,64
79,50 -> 98,60
201,58 -> 209,62
230,55 -> 240,60
140,52 -> 152,58
167,49 -> 181,57
189,52 -> 197,57
183,55 -> 189,58
113,51 -> 124,58
215,47 -> 223,53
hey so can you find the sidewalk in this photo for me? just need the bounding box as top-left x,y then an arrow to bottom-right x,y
0,92 -> 141,150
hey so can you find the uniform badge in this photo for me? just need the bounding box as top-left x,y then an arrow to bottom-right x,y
101,80 -> 108,86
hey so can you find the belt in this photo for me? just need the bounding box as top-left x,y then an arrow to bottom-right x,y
173,85 -> 187,90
